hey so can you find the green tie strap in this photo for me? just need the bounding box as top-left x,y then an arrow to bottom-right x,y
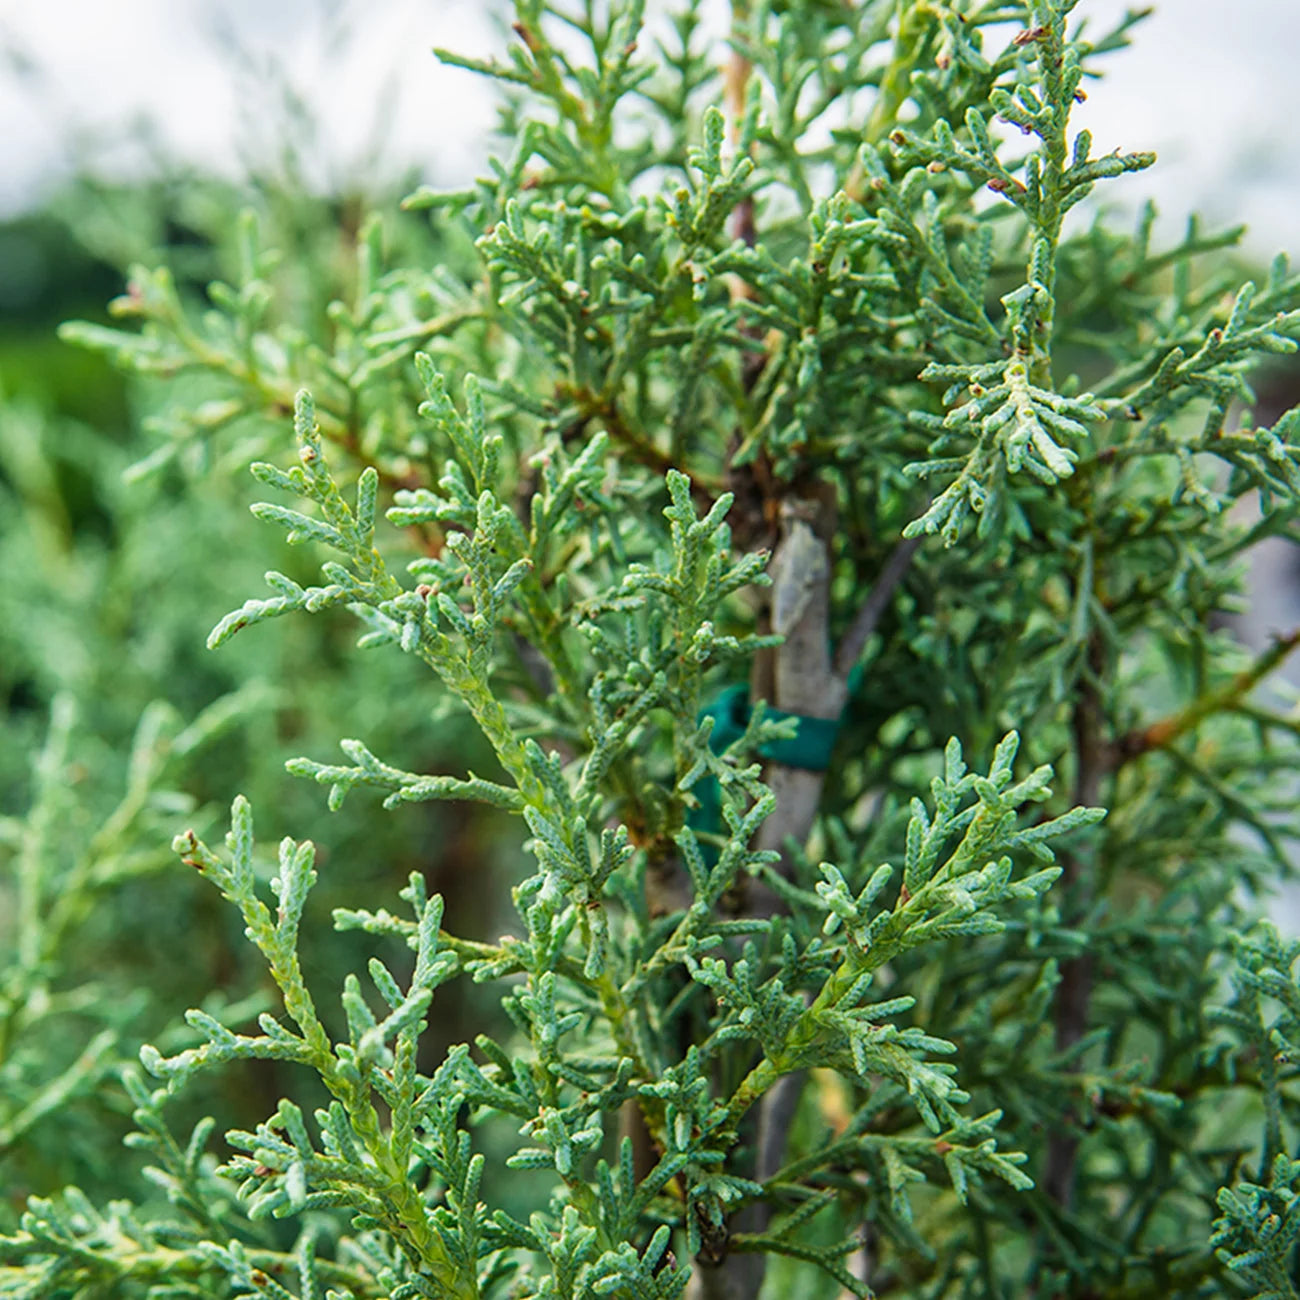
686,666 -> 862,863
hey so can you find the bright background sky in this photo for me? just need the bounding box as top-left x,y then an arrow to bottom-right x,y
1,0 -> 1298,258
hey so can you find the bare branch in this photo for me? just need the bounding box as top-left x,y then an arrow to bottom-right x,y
834,536 -> 922,679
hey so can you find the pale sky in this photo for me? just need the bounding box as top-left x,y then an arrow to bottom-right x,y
0,0 -> 1297,257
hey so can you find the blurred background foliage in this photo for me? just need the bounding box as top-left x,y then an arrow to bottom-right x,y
0,124 -> 526,1224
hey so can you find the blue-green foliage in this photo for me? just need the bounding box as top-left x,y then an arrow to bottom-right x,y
0,171 -> 499,1227
5,1 -> 1300,1297
1209,927 -> 1300,1297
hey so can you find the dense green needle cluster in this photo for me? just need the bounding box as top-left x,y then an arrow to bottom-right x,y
6,1 -> 1300,1297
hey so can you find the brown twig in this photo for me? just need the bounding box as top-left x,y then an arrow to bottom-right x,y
834,536 -> 922,678
1043,629 -> 1106,1209
564,384 -> 726,495
1113,627 -> 1300,767
724,0 -> 767,398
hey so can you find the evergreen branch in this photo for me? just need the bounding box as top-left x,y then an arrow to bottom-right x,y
287,739 -> 525,813
15,3 -> 1300,1297
1115,629 -> 1300,767
723,733 -> 1098,1151
139,800 -> 477,1295
903,358 -> 1111,544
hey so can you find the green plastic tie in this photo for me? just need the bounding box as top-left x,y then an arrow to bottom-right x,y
685,663 -> 863,864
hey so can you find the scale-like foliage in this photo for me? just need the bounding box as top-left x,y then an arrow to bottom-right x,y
6,1 -> 1300,1298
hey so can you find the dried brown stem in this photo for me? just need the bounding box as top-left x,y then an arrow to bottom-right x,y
1040,628 -> 1300,1207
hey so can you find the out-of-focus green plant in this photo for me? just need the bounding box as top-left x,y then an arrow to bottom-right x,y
0,151 -> 502,1219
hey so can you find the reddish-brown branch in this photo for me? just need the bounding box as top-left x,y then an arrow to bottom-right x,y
1113,627 -> 1300,766
563,384 -> 726,494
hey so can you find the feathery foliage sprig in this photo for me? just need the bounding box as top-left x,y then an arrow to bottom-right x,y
7,1 -> 1300,1297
